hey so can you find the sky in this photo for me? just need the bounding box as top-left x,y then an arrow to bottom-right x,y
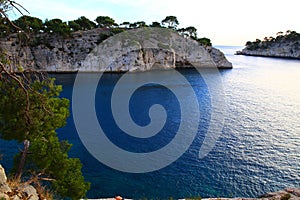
9,0 -> 300,46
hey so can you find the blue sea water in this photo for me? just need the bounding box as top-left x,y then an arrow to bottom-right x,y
1,46 -> 299,199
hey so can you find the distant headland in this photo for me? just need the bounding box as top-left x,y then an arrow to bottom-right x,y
236,30 -> 300,59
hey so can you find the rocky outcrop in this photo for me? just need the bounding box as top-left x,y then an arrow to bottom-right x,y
88,189 -> 300,200
236,32 -> 300,59
237,45 -> 300,59
0,165 -> 39,200
206,46 -> 233,68
82,28 -> 232,72
202,188 -> 300,200
0,28 -> 232,72
0,165 -> 11,195
94,189 -> 300,200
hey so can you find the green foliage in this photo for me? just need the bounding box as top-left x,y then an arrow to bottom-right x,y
52,158 -> 90,199
0,12 -> 215,49
95,16 -> 117,28
178,26 -> 198,38
0,78 -> 68,142
161,16 -> 179,29
0,78 -> 90,199
110,27 -> 125,34
129,21 -> 147,28
245,41 -> 252,46
196,37 -> 212,46
244,38 -> 261,50
185,26 -> 197,38
44,18 -> 71,37
135,21 -> 147,28
129,22 -> 137,29
13,15 -> 43,33
68,20 -> 81,31
284,30 -> 300,41
149,21 -> 161,28
245,30 -> 300,50
74,16 -> 96,31
0,23 -> 10,37
1,3 -> 90,198
120,21 -> 130,28
0,17 -> 11,37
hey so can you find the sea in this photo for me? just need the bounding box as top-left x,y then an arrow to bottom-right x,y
0,46 -> 299,199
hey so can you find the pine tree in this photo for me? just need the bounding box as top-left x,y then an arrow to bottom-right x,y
0,1 -> 90,199
0,76 -> 90,199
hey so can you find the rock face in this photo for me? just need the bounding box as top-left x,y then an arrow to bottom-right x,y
206,46 -> 233,68
0,165 -> 39,200
237,45 -> 300,59
0,28 -> 232,72
0,165 -> 11,194
237,37 -> 300,59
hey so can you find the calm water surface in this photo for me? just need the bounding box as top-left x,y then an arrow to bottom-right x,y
1,46 -> 299,199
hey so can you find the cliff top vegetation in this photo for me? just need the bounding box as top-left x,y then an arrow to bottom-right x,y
0,14 -> 212,46
244,30 -> 300,50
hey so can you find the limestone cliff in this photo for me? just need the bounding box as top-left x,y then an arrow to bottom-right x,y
237,44 -> 300,59
0,28 -> 232,72
236,31 -> 300,59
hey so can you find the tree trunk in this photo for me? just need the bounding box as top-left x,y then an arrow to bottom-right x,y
16,139 -> 30,180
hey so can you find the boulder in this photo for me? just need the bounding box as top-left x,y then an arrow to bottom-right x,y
20,185 -> 39,200
0,165 -> 11,194
0,165 -> 7,184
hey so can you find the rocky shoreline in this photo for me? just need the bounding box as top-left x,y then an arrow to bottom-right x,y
236,48 -> 300,59
1,164 -> 299,200
201,188 -> 300,200
89,189 -> 300,200
0,28 -> 232,72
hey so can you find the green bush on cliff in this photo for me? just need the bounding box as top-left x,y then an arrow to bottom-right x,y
73,16 -> 96,31
0,17 -> 11,37
196,37 -> 212,46
13,15 -> 43,33
44,18 -> 71,37
0,13 -> 214,46
95,16 -> 118,28
161,15 -> 179,29
68,20 -> 81,31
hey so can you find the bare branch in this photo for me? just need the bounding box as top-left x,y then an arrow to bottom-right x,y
9,0 -> 30,15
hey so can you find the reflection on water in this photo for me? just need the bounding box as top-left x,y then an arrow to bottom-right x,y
1,46 -> 299,199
